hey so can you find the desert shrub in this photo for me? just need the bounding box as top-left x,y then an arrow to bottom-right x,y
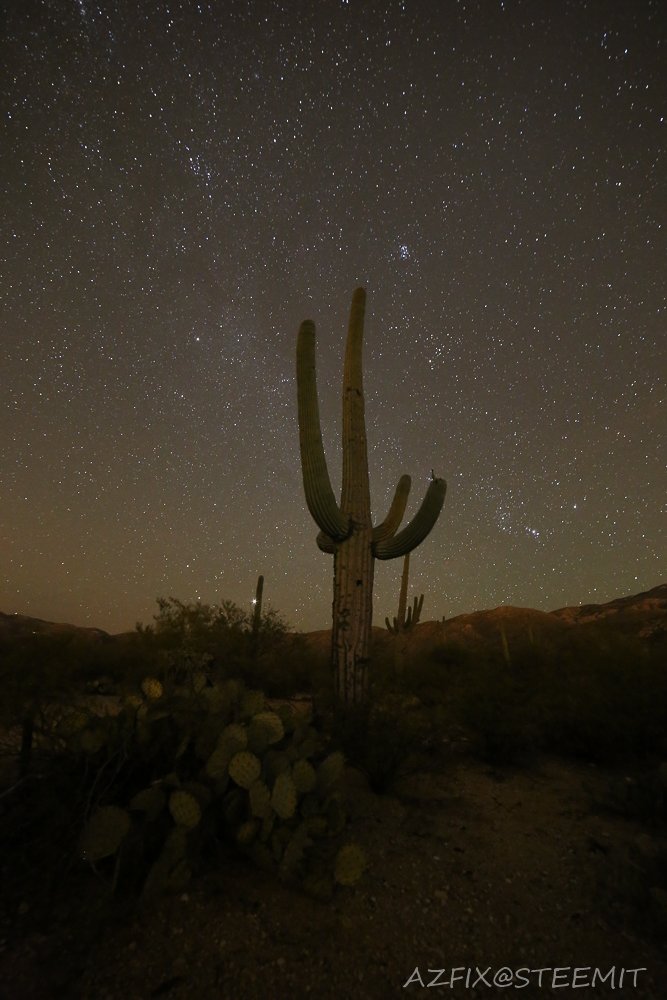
329,694 -> 440,792
242,632 -> 329,698
448,653 -> 543,764
532,629 -> 667,762
426,628 -> 667,766
132,597 -> 316,697
429,639 -> 475,670
0,632 -> 102,774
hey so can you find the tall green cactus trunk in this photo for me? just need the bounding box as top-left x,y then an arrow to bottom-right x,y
332,527 -> 375,703
296,288 -> 447,707
397,552 -> 410,630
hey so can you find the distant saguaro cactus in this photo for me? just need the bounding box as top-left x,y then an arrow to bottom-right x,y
385,553 -> 424,633
296,287 -> 446,706
251,574 -> 264,659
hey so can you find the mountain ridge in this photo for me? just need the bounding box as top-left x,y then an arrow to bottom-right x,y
1,582 -> 665,647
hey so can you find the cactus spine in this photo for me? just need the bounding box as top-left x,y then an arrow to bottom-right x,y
296,287 -> 446,706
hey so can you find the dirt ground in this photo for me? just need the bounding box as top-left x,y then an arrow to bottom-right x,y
1,745 -> 665,1000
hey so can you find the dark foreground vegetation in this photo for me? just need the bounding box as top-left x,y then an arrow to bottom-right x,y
1,598 -> 666,995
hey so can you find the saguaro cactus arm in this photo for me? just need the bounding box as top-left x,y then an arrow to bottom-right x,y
372,474 -> 411,542
297,320 -> 350,541
316,529 -> 336,554
374,478 -> 446,560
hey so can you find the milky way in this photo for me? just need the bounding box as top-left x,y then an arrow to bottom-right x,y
2,0 -> 665,633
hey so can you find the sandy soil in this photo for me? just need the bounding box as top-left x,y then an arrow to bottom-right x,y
1,748 -> 665,1000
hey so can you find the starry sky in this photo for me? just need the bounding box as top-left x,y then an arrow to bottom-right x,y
2,0 -> 665,635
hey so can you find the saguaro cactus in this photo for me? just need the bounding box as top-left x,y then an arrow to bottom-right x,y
296,287 -> 446,706
251,574 -> 264,659
385,553 -> 424,633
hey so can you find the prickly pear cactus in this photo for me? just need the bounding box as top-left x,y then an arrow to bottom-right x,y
191,669 -> 207,693
228,751 -> 262,789
129,786 -> 166,822
292,758 -> 317,794
317,751 -> 345,795
334,843 -> 367,885
236,819 -> 260,846
263,749 -> 292,784
271,771 -> 298,820
72,670 -> 365,899
248,711 -> 284,750
141,677 -> 164,700
80,805 -> 131,862
275,703 -> 297,734
142,828 -> 190,898
200,682 -> 228,714
219,723 -> 248,752
279,824 -> 313,882
249,779 -> 273,819
56,709 -> 90,738
205,746 -> 231,780
240,689 -> 265,718
168,789 -> 202,829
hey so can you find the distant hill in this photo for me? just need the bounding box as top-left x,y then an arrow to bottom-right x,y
0,611 -> 109,643
1,584 -> 665,657
550,583 -> 667,638
410,583 -> 667,652
290,584 -> 667,669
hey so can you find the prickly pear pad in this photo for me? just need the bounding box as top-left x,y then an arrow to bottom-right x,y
80,805 -> 131,862
271,771 -> 298,819
334,843 -> 367,885
228,750 -> 262,789
168,789 -> 202,829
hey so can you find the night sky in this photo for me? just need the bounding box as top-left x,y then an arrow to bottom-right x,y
2,0 -> 665,635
